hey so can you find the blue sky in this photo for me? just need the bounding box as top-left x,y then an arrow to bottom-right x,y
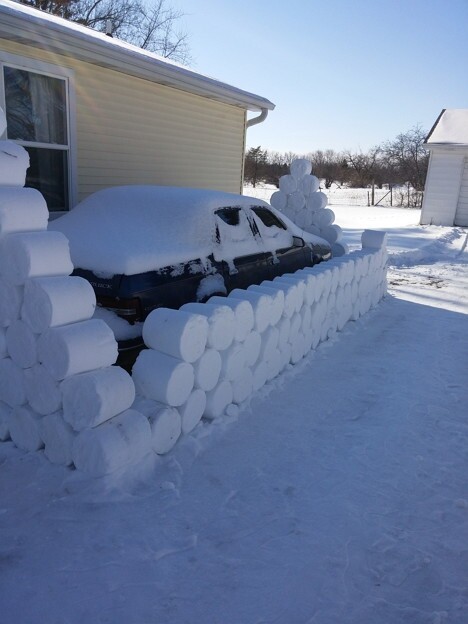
172,0 -> 468,153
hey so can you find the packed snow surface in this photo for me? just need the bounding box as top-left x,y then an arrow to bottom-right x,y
1,205 -> 467,623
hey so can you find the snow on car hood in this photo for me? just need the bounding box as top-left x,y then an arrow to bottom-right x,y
50,186 -> 278,276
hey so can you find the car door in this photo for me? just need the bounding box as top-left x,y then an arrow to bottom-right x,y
250,206 -> 311,279
214,207 -> 270,291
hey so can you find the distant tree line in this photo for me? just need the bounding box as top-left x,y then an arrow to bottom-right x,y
244,126 -> 429,195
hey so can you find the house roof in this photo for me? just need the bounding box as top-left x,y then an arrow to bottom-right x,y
425,109 -> 468,147
0,0 -> 275,113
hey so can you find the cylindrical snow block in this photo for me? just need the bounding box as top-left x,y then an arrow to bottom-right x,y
132,349 -> 194,407
266,348 -> 282,380
220,341 -> 246,382
5,320 -> 37,369
142,307 -> 208,363
0,278 -> 23,327
290,333 -> 306,364
0,400 -> 12,441
37,319 -> 118,381
332,242 -> 349,257
277,317 -> 291,352
259,326 -> 279,364
0,141 -> 29,187
204,380 -> 233,420
279,174 -> 297,195
232,369 -> 254,404
208,295 -> 254,343
10,405 -> 43,452
273,276 -> 305,313
252,360 -> 268,391
72,409 -> 152,477
260,280 -> 297,319
228,289 -> 272,333
321,224 -> 342,245
24,364 -> 62,416
248,284 -> 284,326
299,175 -> 320,196
269,190 -> 287,211
289,312 -> 302,344
290,158 -> 312,179
242,330 -> 262,367
361,229 -> 388,250
287,190 -> 305,212
180,389 -> 206,434
148,405 -> 181,454
0,358 -> 26,406
62,366 -> 135,431
180,302 -> 235,351
316,208 -> 335,229
21,276 -> 96,334
307,193 -> 328,212
0,187 -> 49,237
193,348 -> 221,392
0,231 -> 73,286
40,411 -> 76,466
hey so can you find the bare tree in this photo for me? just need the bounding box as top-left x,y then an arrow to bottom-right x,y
344,146 -> 382,188
309,149 -> 346,189
383,125 -> 428,192
19,0 -> 191,63
244,146 -> 268,188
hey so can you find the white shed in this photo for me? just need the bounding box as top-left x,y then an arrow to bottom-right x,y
420,109 -> 468,226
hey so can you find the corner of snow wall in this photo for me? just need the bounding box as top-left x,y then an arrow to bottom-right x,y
0,153 -> 148,478
132,229 -> 388,469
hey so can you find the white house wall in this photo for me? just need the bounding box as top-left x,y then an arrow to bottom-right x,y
420,149 -> 466,225
0,40 -> 246,203
454,159 -> 468,226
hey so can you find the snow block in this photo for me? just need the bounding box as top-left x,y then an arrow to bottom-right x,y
22,276 -> 96,333
9,405 -> 43,452
40,411 -> 75,466
24,364 -> 62,416
142,307 -> 208,363
148,404 -> 182,454
72,409 -> 152,477
62,366 -> 136,431
0,187 -> 49,237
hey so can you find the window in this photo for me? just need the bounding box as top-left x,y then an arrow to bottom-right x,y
251,207 -> 287,230
215,207 -> 241,226
1,56 -> 73,211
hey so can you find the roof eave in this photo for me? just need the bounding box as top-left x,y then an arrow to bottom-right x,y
0,6 -> 275,113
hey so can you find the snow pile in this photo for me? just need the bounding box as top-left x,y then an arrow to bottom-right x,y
133,229 -> 387,456
0,106 -> 150,477
270,158 -> 348,256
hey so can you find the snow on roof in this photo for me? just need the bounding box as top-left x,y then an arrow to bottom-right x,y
49,186 -> 273,275
0,0 -> 274,113
425,109 -> 468,146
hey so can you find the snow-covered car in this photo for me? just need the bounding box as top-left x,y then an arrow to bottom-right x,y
51,185 -> 331,355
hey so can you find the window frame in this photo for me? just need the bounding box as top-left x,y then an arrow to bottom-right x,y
0,51 -> 77,212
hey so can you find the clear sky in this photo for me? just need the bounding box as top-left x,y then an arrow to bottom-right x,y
171,0 -> 468,154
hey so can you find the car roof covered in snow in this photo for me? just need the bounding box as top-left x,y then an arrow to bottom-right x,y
50,186 -> 275,276
425,109 -> 468,146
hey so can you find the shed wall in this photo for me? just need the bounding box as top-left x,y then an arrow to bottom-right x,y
0,40 -> 246,203
420,149 -> 466,225
454,160 -> 468,226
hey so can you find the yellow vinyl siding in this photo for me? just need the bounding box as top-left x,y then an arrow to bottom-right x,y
0,40 -> 246,202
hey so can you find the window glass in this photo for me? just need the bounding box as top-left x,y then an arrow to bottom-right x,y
251,206 -> 287,230
215,207 -> 241,226
4,66 -> 67,144
24,147 -> 68,210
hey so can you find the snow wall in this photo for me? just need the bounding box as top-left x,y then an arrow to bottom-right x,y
0,110 -> 387,478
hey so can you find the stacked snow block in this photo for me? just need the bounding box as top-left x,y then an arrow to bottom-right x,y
270,158 -> 348,257
133,230 -> 387,455
0,107 -> 151,477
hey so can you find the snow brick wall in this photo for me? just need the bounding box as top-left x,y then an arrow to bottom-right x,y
0,108 -> 387,479
133,230 -> 388,460
270,158 -> 348,256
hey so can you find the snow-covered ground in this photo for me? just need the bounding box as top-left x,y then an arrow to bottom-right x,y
1,206 -> 467,624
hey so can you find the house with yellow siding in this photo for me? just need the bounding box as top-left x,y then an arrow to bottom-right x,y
0,0 -> 274,213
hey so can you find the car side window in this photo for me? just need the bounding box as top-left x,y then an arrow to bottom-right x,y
251,207 -> 287,230
213,206 -> 263,265
215,207 -> 241,226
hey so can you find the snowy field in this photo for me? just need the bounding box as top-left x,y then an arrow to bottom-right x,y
1,205 -> 467,624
